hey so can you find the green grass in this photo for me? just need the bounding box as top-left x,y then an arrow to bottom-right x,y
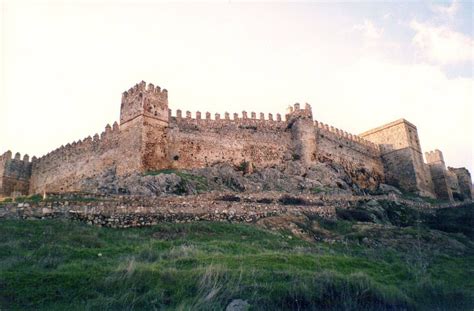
0,194 -> 43,205
0,194 -> 103,206
1,218 -> 473,310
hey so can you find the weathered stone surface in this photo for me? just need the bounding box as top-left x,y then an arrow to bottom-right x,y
378,183 -> 403,195
426,150 -> 454,201
448,167 -> 473,200
78,161 -> 360,196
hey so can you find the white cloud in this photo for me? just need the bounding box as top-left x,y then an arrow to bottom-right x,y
431,0 -> 459,18
410,20 -> 474,65
352,19 -> 383,40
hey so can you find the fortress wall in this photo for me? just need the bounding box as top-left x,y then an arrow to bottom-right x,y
315,121 -> 384,175
427,164 -> 453,201
423,163 -> 435,195
166,110 -> 291,169
29,121 -> 143,194
0,151 -> 32,196
142,116 -> 170,171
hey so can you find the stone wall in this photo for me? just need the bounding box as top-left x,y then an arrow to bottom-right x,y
315,120 -> 384,189
167,110 -> 292,170
0,192 -> 339,227
28,122 -> 143,194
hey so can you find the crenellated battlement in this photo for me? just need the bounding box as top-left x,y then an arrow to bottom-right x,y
171,109 -> 286,122
315,120 -> 380,153
168,109 -> 289,132
169,102 -> 312,125
35,122 -> 120,164
0,150 -> 36,164
425,149 -> 445,165
121,81 -> 168,100
0,150 -> 33,196
286,102 -> 313,121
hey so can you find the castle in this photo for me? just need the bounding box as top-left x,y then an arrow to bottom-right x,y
1,81 -> 472,202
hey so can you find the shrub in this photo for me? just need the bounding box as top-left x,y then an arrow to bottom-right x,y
256,198 -> 273,204
279,195 -> 308,205
14,196 -> 28,203
28,194 -> 43,202
219,195 -> 241,202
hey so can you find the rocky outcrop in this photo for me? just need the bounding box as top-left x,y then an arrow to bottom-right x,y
78,160 -> 384,197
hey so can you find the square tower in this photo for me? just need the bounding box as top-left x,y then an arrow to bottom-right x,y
119,81 -> 171,173
120,81 -> 169,126
360,119 -> 435,197
0,151 -> 32,197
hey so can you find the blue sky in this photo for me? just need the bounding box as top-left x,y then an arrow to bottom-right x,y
0,0 -> 472,173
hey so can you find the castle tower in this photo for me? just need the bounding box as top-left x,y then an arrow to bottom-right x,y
425,150 -> 453,201
120,81 -> 171,173
286,103 -> 317,166
360,119 -> 435,197
0,150 -> 32,197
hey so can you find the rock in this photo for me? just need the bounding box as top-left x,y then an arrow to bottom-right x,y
226,299 -> 250,311
42,208 -> 53,215
78,161 -> 358,197
378,183 -> 402,195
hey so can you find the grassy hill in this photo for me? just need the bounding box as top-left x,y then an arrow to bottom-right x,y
1,203 -> 473,310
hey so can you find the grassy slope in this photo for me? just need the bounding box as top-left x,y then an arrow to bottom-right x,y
0,207 -> 473,310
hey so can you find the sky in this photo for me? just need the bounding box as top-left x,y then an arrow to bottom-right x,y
0,0 -> 473,174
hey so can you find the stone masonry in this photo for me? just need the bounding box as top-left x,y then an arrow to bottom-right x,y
1,81 -> 471,202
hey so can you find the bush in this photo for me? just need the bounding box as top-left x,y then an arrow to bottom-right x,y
256,198 -> 273,204
337,208 -> 374,222
219,195 -> 241,202
28,194 -> 43,202
279,195 -> 308,206
14,196 -> 28,203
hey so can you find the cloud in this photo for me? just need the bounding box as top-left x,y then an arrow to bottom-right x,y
410,20 -> 473,65
431,0 -> 459,18
352,19 -> 383,40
